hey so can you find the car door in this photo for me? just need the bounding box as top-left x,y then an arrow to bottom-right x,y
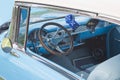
0,6 -> 72,80
0,6 -> 44,80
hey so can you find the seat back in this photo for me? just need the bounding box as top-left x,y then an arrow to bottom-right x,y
87,54 -> 120,80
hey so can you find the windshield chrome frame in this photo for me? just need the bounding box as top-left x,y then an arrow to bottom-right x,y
15,1 -> 120,25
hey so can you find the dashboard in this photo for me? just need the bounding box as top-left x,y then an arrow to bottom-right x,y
27,19 -> 116,54
28,20 -> 115,41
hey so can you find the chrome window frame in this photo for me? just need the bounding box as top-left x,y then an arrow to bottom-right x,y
14,6 -> 30,50
15,1 -> 120,25
7,6 -> 18,43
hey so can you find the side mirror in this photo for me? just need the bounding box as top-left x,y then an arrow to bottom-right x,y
1,38 -> 12,53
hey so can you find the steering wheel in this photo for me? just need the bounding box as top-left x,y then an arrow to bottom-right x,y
38,22 -> 73,55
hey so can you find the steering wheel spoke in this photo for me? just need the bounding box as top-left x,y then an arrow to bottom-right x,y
52,27 -> 60,38
55,46 -> 65,53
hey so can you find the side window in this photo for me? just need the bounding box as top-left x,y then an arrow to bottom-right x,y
17,7 -> 29,47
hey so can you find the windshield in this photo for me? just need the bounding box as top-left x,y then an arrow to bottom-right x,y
30,7 -> 68,23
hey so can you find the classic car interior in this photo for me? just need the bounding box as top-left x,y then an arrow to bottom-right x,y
16,7 -> 120,79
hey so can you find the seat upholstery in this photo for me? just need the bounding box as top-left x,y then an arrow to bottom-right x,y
87,54 -> 120,80
76,65 -> 97,79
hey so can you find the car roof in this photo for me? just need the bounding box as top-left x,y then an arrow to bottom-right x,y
15,0 -> 120,24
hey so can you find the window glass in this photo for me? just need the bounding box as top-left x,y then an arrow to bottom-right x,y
30,7 -> 69,23
17,8 -> 28,47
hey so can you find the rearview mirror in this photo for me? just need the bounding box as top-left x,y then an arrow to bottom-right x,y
1,38 -> 12,53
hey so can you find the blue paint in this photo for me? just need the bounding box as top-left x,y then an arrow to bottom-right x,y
77,24 -> 116,40
0,32 -> 71,80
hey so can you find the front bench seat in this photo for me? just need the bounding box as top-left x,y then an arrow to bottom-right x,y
76,65 -> 97,79
87,54 -> 120,80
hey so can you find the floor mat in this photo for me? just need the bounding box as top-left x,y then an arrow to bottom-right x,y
73,56 -> 98,70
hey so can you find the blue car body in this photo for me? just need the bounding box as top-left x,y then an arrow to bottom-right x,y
0,0 -> 120,80
0,32 -> 80,80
